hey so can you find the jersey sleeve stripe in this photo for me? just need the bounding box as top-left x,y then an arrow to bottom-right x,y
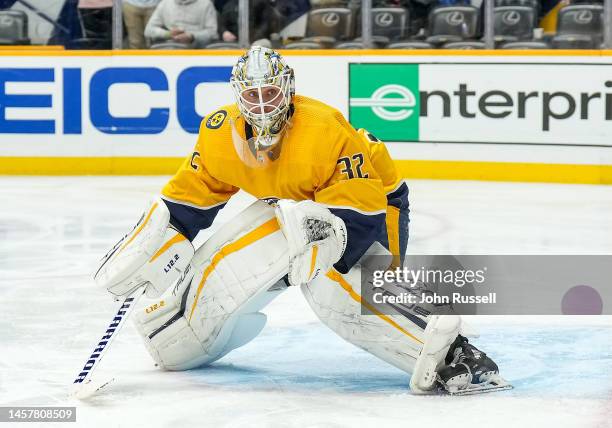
321,203 -> 386,216
386,206 -> 401,267
161,195 -> 229,210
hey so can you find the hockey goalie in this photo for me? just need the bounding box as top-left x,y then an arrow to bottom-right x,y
94,46 -> 511,395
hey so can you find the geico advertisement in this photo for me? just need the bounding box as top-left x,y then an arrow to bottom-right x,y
349,63 -> 612,146
0,56 -> 237,157
3,56 -> 612,157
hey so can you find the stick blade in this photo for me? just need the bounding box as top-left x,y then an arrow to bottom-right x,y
70,377 -> 115,400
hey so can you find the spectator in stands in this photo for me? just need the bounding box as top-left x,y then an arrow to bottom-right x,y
145,0 -> 217,47
213,0 -> 226,10
123,0 -> 161,49
275,0 -> 311,28
0,0 -> 18,8
215,0 -> 238,42
218,0 -> 280,46
78,0 -> 113,48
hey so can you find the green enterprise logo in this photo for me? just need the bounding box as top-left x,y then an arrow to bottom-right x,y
349,64 -> 420,142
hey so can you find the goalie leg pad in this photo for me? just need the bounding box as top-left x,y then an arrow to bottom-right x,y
302,244 -> 461,391
134,201 -> 290,370
301,264 -> 425,375
95,197 -> 194,298
409,315 -> 461,393
134,285 -> 281,370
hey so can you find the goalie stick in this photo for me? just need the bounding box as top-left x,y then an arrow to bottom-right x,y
70,286 -> 146,399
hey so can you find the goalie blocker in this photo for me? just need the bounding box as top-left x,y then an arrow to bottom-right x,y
94,198 -> 508,394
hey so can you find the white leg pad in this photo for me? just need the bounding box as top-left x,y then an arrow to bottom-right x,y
133,201 -> 289,371
409,315 -> 461,393
302,248 -> 461,392
301,264 -> 425,375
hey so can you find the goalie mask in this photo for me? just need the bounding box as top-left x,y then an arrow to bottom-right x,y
230,46 -> 295,155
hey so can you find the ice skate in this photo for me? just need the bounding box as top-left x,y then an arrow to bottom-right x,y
437,335 -> 512,395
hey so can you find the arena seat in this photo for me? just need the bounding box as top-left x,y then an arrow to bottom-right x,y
387,40 -> 434,49
501,40 -> 550,49
552,33 -> 597,49
443,40 -> 485,49
556,4 -> 603,35
493,6 -> 537,45
0,10 -> 30,45
372,8 -> 409,41
354,7 -> 409,43
494,0 -> 538,8
552,4 -> 603,48
303,7 -> 353,43
283,40 -> 324,49
353,35 -> 390,48
426,6 -> 480,46
150,42 -> 191,50
334,41 -> 364,49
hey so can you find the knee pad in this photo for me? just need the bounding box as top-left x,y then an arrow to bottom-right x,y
134,201 -> 290,370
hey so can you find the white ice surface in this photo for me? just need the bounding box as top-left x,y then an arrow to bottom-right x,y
1,177 -> 611,428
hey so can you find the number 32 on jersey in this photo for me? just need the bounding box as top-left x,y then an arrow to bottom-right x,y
337,153 -> 369,179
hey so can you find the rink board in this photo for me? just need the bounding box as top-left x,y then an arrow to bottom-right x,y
0,50 -> 611,183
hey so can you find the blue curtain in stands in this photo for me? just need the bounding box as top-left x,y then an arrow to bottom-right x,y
0,0 -> 18,8
48,0 -> 83,45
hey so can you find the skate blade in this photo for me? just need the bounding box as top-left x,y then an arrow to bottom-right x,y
446,383 -> 513,396
440,373 -> 513,396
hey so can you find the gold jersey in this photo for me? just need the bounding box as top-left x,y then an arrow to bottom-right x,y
161,95 -> 408,272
